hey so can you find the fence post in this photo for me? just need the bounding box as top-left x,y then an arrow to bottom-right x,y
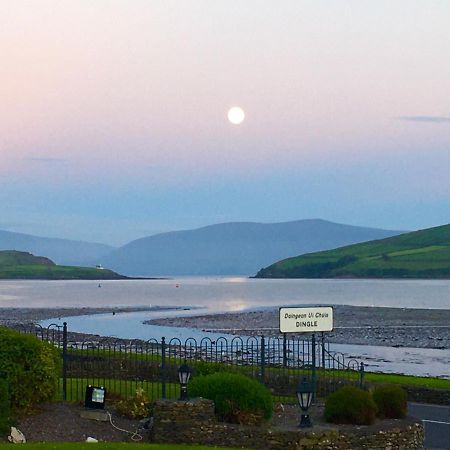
321,331 -> 326,368
311,333 -> 317,401
260,335 -> 265,383
359,362 -> 365,389
62,322 -> 68,401
161,337 -> 166,399
282,333 -> 287,368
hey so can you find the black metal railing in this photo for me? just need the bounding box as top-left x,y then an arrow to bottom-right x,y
12,322 -> 365,403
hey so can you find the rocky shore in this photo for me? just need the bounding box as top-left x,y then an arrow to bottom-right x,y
0,305 -> 181,326
146,305 -> 450,349
1,304 -> 449,349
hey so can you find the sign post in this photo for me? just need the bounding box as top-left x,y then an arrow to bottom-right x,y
279,306 -> 334,402
279,306 -> 333,333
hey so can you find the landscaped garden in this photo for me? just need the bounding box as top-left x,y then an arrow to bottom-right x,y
14,444 -> 246,450
0,325 -> 445,448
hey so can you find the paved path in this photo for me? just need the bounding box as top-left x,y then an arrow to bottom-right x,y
409,402 -> 450,450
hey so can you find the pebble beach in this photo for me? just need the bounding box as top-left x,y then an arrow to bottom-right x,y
0,304 -> 449,349
146,305 -> 450,349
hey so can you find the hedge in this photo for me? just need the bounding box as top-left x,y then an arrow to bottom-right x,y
0,326 -> 60,410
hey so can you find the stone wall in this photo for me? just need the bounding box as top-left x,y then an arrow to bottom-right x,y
153,398 -> 424,450
403,386 -> 450,405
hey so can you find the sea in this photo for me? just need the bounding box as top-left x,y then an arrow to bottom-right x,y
1,277 -> 449,378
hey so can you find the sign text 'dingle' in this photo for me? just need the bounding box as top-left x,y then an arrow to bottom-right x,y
279,307 -> 333,333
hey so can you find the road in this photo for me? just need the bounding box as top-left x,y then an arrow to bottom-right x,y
409,403 -> 450,450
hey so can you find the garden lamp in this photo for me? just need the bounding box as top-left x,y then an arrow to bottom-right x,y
178,362 -> 191,400
296,377 -> 313,428
85,385 -> 106,409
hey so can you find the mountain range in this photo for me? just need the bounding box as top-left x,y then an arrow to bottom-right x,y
0,220 -> 404,276
102,220 -> 403,276
0,230 -> 114,267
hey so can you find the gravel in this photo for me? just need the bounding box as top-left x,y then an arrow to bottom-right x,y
146,305 -> 450,349
6,402 -> 151,443
1,304 -> 449,349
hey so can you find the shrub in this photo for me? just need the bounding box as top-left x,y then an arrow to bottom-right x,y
193,360 -> 239,377
0,379 -> 11,436
115,387 -> 152,419
188,372 -> 273,424
324,386 -> 377,425
0,326 -> 60,410
372,384 -> 407,419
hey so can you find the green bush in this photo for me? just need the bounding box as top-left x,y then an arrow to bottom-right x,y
191,360 -> 230,377
0,379 -> 11,436
0,326 -> 60,410
372,384 -> 407,419
188,372 -> 273,424
324,386 -> 377,425
115,387 -> 152,419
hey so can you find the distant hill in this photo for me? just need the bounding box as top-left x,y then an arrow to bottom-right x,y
0,250 -> 55,267
255,223 -> 450,279
0,230 -> 114,266
0,250 -> 128,280
103,220 -> 404,276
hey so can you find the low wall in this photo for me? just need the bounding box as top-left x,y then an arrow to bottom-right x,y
153,398 -> 424,450
403,386 -> 450,405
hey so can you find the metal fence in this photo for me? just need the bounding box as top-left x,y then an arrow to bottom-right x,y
14,322 -> 365,403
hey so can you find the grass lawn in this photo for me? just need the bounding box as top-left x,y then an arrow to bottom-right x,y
14,444 -> 246,450
365,372 -> 450,390
57,331 -> 449,406
60,379 -> 180,402
57,368 -> 450,404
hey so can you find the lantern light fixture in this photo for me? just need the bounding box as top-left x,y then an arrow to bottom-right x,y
296,377 -> 313,428
178,362 -> 191,401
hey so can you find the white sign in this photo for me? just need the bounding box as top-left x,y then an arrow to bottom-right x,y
279,307 -> 333,333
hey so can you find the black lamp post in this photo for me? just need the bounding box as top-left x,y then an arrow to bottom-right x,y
178,362 -> 191,400
296,377 -> 313,428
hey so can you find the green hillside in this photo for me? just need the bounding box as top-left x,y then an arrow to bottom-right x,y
0,250 -> 128,280
255,223 -> 450,279
0,250 -> 55,267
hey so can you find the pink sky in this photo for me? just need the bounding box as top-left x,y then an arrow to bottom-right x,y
1,1 -> 449,243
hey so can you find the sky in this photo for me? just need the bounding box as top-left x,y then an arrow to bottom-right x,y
1,0 -> 449,246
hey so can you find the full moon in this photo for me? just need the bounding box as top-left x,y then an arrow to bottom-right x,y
227,106 -> 245,125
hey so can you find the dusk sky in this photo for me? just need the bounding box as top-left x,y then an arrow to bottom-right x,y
1,1 -> 449,245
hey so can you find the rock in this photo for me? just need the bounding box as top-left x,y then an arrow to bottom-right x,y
8,427 -> 26,443
80,409 -> 109,422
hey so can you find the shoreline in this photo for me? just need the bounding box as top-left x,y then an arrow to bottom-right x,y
146,305 -> 450,349
1,304 -> 449,350
0,277 -> 169,281
0,305 -> 183,325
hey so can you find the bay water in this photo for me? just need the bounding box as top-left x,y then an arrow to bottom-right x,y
1,277 -> 449,378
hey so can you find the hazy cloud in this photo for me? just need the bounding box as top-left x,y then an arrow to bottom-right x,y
397,116 -> 450,123
26,157 -> 68,163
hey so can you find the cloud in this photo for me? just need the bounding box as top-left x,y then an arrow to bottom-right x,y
397,116 -> 450,123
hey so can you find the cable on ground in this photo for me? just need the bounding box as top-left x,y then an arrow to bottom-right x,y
106,411 -> 144,442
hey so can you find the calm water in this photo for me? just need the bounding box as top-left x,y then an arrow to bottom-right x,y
1,277 -> 450,309
2,277 -> 449,378
39,310 -> 450,379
